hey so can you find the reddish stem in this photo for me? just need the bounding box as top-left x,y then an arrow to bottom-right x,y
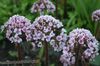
95,22 -> 98,38
15,44 -> 23,60
74,44 -> 81,66
63,0 -> 68,19
44,41 -> 49,66
56,0 -> 58,18
95,22 -> 100,39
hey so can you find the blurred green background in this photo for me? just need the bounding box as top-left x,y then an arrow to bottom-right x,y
0,0 -> 100,66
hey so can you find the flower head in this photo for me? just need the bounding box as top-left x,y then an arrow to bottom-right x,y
60,28 -> 99,66
28,15 -> 67,51
31,0 -> 55,15
68,28 -> 99,60
92,9 -> 100,22
2,15 -> 31,43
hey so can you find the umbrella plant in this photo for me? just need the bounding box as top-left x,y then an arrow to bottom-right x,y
60,28 -> 99,66
1,15 -> 31,60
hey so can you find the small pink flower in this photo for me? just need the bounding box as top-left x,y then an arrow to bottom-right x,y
56,35 -> 62,41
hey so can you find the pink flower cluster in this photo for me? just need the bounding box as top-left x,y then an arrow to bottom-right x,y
68,28 -> 99,60
60,46 -> 75,66
31,0 -> 55,14
92,9 -> 100,22
2,15 -> 31,43
60,28 -> 99,66
28,15 -> 67,51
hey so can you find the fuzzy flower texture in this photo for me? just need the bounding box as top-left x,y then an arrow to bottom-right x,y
2,15 -> 31,43
92,9 -> 100,22
60,28 -> 99,66
28,15 -> 67,52
31,0 -> 55,14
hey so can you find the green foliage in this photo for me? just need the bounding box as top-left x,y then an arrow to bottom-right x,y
0,32 -> 3,40
50,64 -> 55,66
8,51 -> 17,57
67,0 -> 100,34
91,55 -> 100,66
0,0 -> 37,24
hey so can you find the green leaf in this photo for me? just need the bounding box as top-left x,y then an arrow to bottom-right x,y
38,47 -> 44,58
91,55 -> 100,66
8,51 -> 17,57
50,64 -> 55,66
0,36 -> 3,40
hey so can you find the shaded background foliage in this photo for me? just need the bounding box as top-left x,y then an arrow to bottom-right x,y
0,0 -> 100,66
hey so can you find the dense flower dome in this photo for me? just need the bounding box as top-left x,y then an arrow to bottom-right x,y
2,15 -> 31,43
60,28 -> 99,66
31,0 -> 55,14
92,9 -> 100,22
28,15 -> 67,51
68,28 -> 99,60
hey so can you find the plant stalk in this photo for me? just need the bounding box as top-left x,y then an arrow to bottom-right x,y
15,44 -> 23,60
75,44 -> 80,66
44,41 -> 49,66
63,0 -> 68,19
55,0 -> 58,18
95,22 -> 100,39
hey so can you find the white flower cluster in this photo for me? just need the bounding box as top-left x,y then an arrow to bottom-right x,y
92,9 -> 100,22
28,15 -> 67,51
60,28 -> 99,66
2,15 -> 31,43
31,0 -> 55,14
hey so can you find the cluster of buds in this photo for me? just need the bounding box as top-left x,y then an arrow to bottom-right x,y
92,9 -> 100,22
27,15 -> 67,51
60,28 -> 99,66
31,0 -> 55,15
2,15 -> 31,43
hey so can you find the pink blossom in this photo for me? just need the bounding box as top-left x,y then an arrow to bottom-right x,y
60,28 -> 99,66
68,28 -> 99,61
92,9 -> 100,22
31,0 -> 55,15
28,15 -> 67,51
2,15 -> 31,43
